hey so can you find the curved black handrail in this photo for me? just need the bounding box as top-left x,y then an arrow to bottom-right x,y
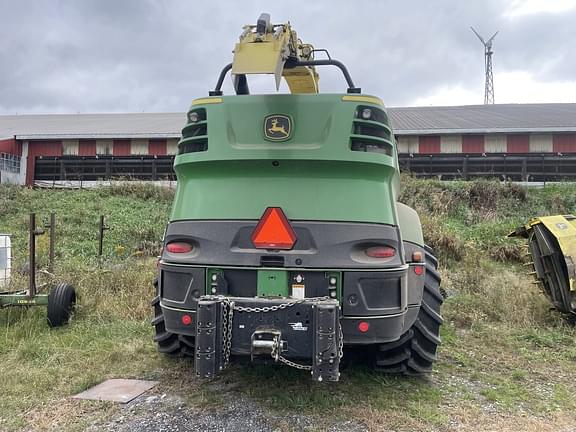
209,59 -> 361,96
209,63 -> 233,96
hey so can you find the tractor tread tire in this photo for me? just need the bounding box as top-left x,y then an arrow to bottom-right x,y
47,282 -> 76,327
406,358 -> 430,375
375,247 -> 443,375
153,330 -> 173,343
414,320 -> 442,346
375,348 -> 411,366
377,329 -> 413,352
179,335 -> 196,349
411,339 -> 437,363
158,338 -> 182,355
420,301 -> 443,325
151,282 -> 195,357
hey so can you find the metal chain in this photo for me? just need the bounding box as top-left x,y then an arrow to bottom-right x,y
338,312 -> 344,360
276,317 -> 343,371
219,301 -> 228,369
270,335 -> 314,370
277,354 -> 313,370
204,295 -> 343,372
226,301 -> 234,366
232,296 -> 330,313
218,298 -> 235,368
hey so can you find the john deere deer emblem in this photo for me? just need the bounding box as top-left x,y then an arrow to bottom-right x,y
264,115 -> 292,141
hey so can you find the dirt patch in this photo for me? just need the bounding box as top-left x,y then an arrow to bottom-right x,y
87,386 -> 368,432
443,409 -> 576,432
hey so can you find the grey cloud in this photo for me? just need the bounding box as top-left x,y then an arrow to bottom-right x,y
0,0 -> 573,114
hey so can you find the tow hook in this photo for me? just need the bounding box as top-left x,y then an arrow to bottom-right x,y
251,328 -> 286,361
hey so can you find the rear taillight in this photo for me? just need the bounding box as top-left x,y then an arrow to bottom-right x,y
166,242 -> 193,254
365,246 -> 396,258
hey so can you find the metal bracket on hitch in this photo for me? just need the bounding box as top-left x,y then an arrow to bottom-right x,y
312,301 -> 341,382
194,299 -> 223,378
251,327 -> 286,361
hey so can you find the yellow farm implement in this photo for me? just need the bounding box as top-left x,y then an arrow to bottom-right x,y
509,215 -> 576,316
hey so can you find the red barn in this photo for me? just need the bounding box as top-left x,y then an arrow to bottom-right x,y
1,104 -> 576,185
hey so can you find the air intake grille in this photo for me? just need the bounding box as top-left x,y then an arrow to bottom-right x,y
179,108 -> 208,154
351,138 -> 393,156
351,105 -> 394,156
353,122 -> 391,140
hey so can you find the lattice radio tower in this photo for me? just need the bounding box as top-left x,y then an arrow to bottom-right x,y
471,27 -> 499,104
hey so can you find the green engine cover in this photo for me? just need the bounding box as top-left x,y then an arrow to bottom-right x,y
171,94 -> 400,225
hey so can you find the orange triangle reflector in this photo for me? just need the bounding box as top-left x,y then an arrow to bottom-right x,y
251,207 -> 297,250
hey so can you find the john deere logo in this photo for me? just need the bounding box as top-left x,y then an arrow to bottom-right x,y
264,115 -> 292,141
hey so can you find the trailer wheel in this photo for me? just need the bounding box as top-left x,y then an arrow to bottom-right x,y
375,247 -> 443,375
151,279 -> 195,357
47,282 -> 76,327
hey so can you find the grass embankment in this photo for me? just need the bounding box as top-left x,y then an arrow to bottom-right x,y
0,184 -> 177,431
1,180 -> 575,431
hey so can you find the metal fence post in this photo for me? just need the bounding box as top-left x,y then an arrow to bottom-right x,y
98,215 -> 110,256
44,212 -> 56,273
28,213 -> 45,297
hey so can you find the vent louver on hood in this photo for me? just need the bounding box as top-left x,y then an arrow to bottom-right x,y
350,105 -> 394,156
179,108 -> 208,154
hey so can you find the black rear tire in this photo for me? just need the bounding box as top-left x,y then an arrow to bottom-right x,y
152,279 -> 194,357
375,247 -> 443,375
47,282 -> 76,327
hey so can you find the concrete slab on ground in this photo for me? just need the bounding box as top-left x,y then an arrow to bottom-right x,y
73,379 -> 159,404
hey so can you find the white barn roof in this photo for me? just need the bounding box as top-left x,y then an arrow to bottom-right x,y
0,113 -> 185,140
388,103 -> 576,135
2,103 -> 576,140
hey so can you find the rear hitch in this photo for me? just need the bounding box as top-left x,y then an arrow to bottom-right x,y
193,296 -> 342,381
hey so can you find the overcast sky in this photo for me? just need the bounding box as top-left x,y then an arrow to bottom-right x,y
1,0 -> 575,114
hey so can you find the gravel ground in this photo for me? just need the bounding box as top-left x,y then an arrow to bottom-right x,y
87,388 -> 367,432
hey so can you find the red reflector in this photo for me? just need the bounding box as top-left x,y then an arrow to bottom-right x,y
365,246 -> 396,258
166,242 -> 192,254
358,321 -> 370,333
251,207 -> 297,250
181,314 -> 192,325
414,265 -> 424,276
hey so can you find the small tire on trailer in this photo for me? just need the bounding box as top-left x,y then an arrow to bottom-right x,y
151,279 -> 195,357
375,247 -> 443,375
47,282 -> 76,327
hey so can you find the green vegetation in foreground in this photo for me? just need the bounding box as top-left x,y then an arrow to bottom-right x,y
1,179 -> 576,431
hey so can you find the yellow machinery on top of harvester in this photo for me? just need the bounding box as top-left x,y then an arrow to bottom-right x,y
232,13 -> 319,93
509,215 -> 576,316
209,13 -> 361,98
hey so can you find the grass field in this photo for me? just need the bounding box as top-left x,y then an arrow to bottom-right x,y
1,180 -> 575,431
